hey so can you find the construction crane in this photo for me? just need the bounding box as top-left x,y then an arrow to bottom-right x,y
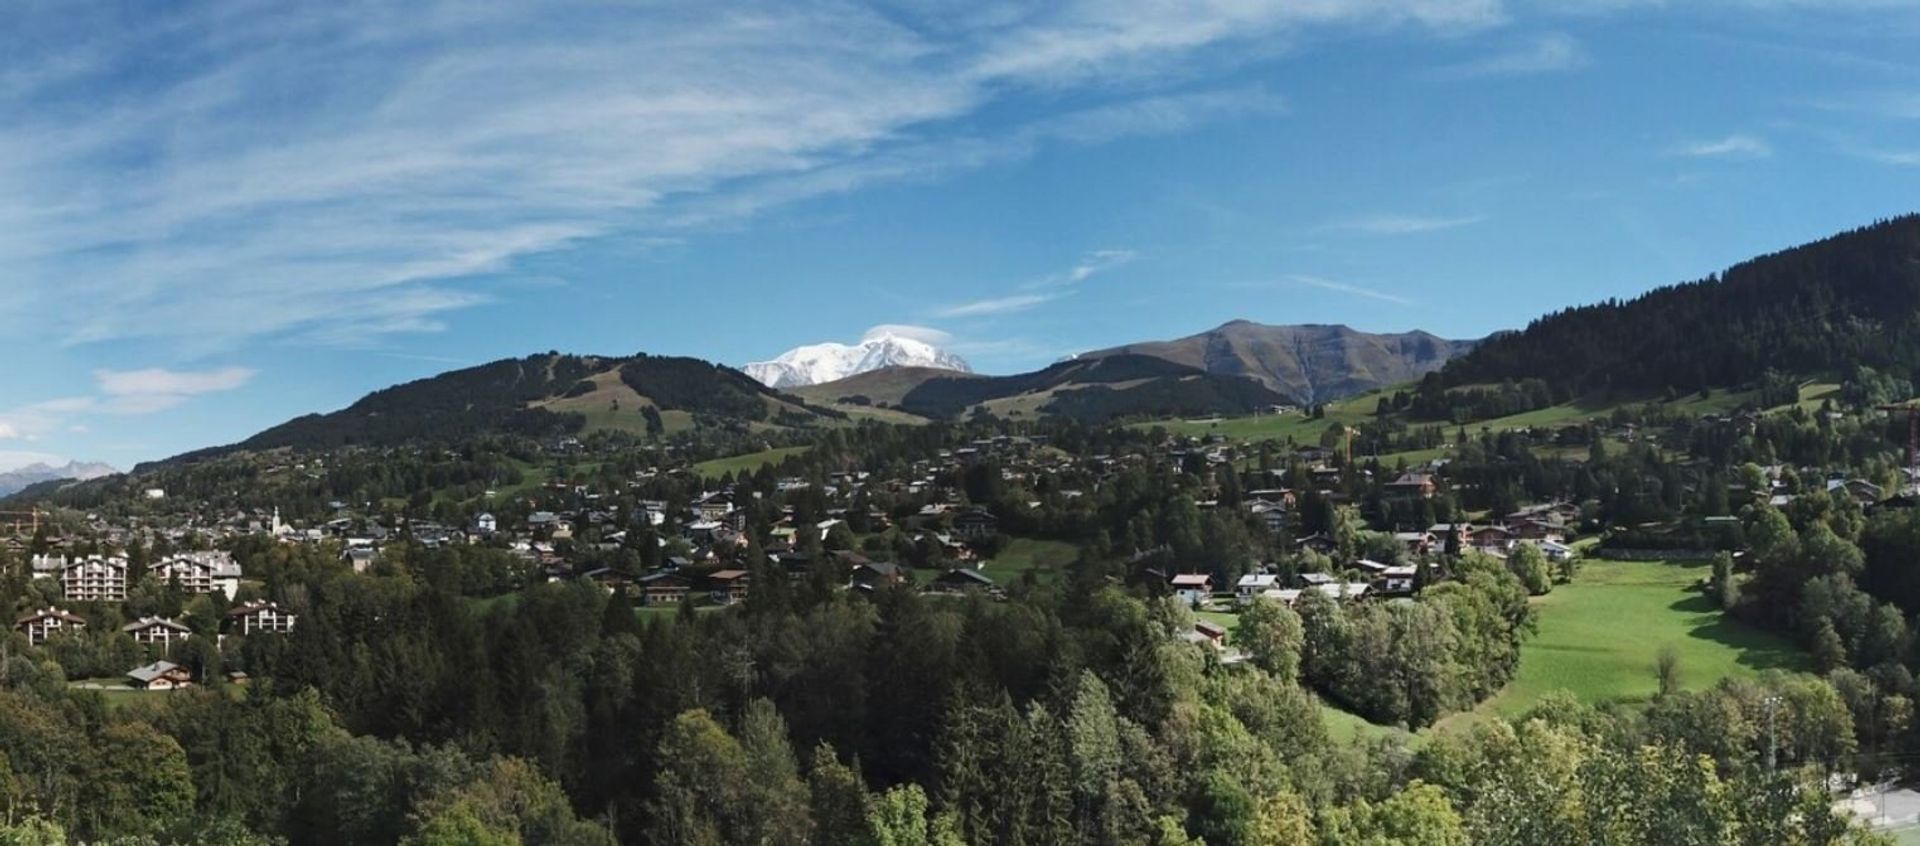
0,508 -> 44,535
1880,403 -> 1920,494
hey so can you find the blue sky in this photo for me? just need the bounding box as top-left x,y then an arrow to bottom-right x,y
4,0 -> 1920,470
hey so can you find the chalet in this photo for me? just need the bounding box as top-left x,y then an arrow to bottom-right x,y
226,601 -> 297,635
1247,501 -> 1288,534
1427,523 -> 1470,551
15,607 -> 85,645
1828,478 -> 1885,506
1506,519 -> 1566,542
127,661 -> 194,691
1294,533 -> 1337,555
1372,565 -> 1419,595
56,555 -> 129,602
122,617 -> 192,648
850,561 -> 907,591
1393,532 -> 1435,556
1535,540 -> 1576,562
1384,472 -> 1436,500
708,570 -> 751,605
153,551 -> 243,596
1467,525 -> 1517,553
342,547 -> 378,573
952,509 -> 999,542
1169,573 -> 1214,607
1235,573 -> 1280,605
929,568 -> 995,594
581,567 -> 629,593
695,495 -> 735,522
474,513 -> 498,535
638,571 -> 692,606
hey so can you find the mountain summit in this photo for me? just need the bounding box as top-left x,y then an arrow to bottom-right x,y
1078,321 -> 1476,404
745,330 -> 972,389
0,460 -> 118,497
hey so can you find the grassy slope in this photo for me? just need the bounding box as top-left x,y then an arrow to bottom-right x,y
693,446 -> 813,480
982,538 -> 1078,584
1435,559 -> 1806,732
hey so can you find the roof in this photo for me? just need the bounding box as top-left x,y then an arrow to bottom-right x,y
15,607 -> 85,626
934,568 -> 994,586
709,569 -> 750,581
122,617 -> 190,633
1194,620 -> 1228,638
127,661 -> 184,683
1237,574 -> 1278,588
1170,573 -> 1212,586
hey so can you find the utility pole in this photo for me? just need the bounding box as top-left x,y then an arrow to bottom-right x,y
1765,695 -> 1782,773
1879,403 -> 1920,494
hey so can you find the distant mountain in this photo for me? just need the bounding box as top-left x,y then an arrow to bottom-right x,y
799,355 -> 1290,423
745,331 -> 971,388
1437,214 -> 1920,396
160,352 -> 842,465
0,460 -> 117,496
1079,322 -> 1477,404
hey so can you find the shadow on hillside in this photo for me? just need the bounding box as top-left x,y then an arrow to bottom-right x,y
1670,594 -> 1805,672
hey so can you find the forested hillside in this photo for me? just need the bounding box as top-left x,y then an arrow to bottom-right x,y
1081,321 -> 1476,403
896,354 -> 1291,421
1440,215 -> 1920,397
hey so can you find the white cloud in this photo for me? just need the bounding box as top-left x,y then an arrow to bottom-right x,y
1322,214 -> 1487,235
0,3 -> 1487,352
1860,149 -> 1920,166
0,368 -> 255,442
96,367 -> 257,398
1289,274 -> 1415,306
936,293 -> 1061,319
1671,134 -> 1773,159
1429,32 -> 1588,79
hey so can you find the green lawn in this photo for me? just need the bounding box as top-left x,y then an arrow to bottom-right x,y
981,538 -> 1078,585
692,446 -> 812,480
1437,559 -> 1806,731
1196,610 -> 1242,637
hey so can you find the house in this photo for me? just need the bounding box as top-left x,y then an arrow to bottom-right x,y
1247,501 -> 1289,534
850,561 -> 907,591
952,509 -> 999,542
127,661 -> 194,691
1235,573 -> 1280,605
225,601 -> 297,635
1169,573 -> 1214,607
708,570 -> 751,605
639,571 -> 692,606
342,547 -> 378,573
122,617 -> 192,648
1534,539 -> 1575,562
929,568 -> 995,594
61,555 -> 129,602
1294,533 -> 1337,555
474,513 -> 498,535
1468,525 -> 1517,553
1828,478 -> 1885,506
1384,472 -> 1436,500
1372,565 -> 1419,595
153,551 -> 243,596
15,607 -> 85,645
1392,532 -> 1435,556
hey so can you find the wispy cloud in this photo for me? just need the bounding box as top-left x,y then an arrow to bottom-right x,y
0,3 -> 1479,354
1670,134 -> 1773,159
1320,214 -> 1487,235
936,293 -> 1062,319
1289,274 -> 1416,306
1429,32 -> 1588,80
0,368 -> 255,440
1860,149 -> 1920,166
939,248 -> 1138,318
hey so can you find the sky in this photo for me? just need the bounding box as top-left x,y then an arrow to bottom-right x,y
4,0 -> 1920,471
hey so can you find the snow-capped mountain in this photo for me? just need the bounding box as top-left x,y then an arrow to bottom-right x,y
0,460 -> 118,497
745,330 -> 972,389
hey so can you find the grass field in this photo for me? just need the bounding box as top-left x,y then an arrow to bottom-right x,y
693,446 -> 812,479
981,538 -> 1078,585
1437,559 -> 1806,731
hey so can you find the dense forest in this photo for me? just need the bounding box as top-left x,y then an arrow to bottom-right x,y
1438,215 -> 1920,399
898,355 -> 1290,420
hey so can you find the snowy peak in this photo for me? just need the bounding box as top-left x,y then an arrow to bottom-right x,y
745,331 -> 972,389
0,460 -> 118,497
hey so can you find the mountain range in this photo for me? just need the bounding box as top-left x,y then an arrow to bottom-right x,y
0,460 -> 117,497
1078,322 -> 1476,404
744,330 -> 972,389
